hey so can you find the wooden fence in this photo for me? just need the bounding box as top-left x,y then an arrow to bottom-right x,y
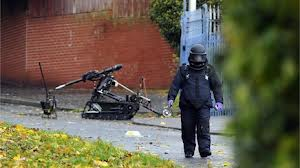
28,0 -> 150,17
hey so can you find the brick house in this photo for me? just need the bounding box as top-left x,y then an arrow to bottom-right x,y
1,0 -> 177,89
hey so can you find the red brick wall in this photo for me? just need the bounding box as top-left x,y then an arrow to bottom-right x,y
1,12 -> 177,89
25,14 -> 177,89
1,15 -> 27,85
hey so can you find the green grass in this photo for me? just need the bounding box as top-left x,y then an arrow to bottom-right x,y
0,121 -> 179,168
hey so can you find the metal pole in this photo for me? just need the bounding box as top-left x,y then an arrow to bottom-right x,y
39,62 -> 49,99
188,0 -> 196,11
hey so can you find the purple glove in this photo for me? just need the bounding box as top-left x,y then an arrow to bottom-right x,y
168,100 -> 174,108
214,102 -> 223,111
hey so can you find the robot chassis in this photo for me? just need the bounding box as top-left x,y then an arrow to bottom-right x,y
39,63 -> 171,120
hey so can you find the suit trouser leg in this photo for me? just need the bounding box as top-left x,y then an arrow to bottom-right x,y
196,107 -> 211,153
180,106 -> 197,155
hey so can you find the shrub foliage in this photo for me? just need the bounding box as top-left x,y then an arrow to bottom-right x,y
222,0 -> 299,167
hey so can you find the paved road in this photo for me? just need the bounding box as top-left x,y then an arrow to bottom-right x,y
0,103 -> 234,167
0,85 -> 168,112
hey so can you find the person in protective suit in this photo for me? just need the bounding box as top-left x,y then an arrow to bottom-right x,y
167,43 -> 223,158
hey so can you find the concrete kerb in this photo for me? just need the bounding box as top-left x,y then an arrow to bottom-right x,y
131,119 -> 234,136
0,97 -> 74,111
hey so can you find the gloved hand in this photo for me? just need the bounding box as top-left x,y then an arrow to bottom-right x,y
82,70 -> 98,82
214,102 -> 223,111
168,100 -> 174,108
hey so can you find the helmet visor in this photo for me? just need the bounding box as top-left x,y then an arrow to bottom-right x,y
189,54 -> 207,63
188,54 -> 207,69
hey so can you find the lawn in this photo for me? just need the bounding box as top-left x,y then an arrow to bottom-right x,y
0,121 -> 179,168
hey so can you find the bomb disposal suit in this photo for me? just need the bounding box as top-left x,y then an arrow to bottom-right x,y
167,44 -> 223,158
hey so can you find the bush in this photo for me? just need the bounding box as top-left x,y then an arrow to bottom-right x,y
149,0 -> 183,51
222,0 -> 299,167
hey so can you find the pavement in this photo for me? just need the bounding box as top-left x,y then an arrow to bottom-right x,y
0,84 -> 168,112
0,84 -> 235,167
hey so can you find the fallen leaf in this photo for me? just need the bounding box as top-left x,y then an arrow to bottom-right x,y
0,152 -> 6,158
13,154 -> 21,161
216,150 -> 224,155
160,122 -> 166,125
223,161 -> 231,167
94,160 -> 109,167
125,131 -> 143,137
61,134 -> 68,139
207,159 -> 213,168
27,129 -> 35,134
15,124 -> 25,132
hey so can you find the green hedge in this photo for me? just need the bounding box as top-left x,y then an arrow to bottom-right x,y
222,0 -> 299,167
150,0 -> 183,52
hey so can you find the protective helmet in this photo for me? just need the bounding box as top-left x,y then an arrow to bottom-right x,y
188,44 -> 207,70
